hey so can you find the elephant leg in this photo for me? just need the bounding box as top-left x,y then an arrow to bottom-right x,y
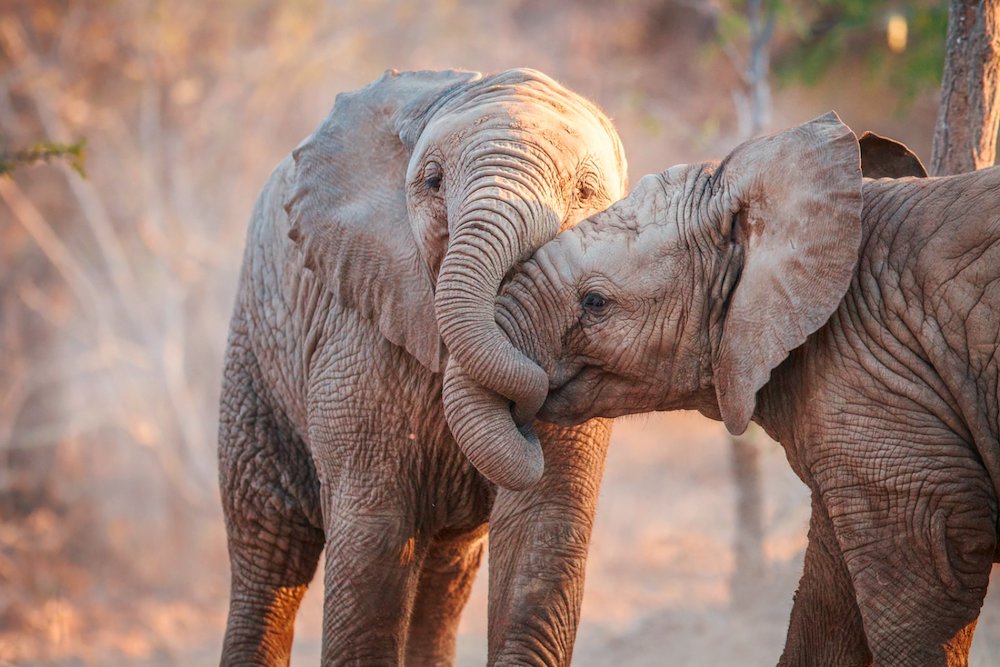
815,432 -> 996,667
218,349 -> 324,666
405,526 -> 488,665
318,476 -> 426,666
486,419 -> 611,666
222,519 -> 324,666
778,493 -> 871,667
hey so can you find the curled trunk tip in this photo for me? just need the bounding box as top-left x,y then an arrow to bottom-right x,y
443,357 -> 544,490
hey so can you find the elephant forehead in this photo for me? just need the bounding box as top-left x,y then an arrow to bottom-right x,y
575,224 -> 678,287
596,174 -> 684,238
427,99 -> 610,150
573,181 -> 688,285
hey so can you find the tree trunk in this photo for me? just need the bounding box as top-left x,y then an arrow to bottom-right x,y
746,0 -> 775,137
930,0 -> 1000,176
727,0 -> 776,605
730,431 -> 766,608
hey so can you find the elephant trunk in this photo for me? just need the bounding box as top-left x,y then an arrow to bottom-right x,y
436,185 -> 557,489
442,357 -> 544,491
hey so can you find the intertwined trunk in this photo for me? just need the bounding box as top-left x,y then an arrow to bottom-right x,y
436,179 -> 555,489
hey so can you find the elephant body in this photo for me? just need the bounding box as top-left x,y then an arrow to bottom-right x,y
474,115 -> 1000,665
221,165 -> 495,663
759,169 -> 1000,665
218,69 -> 625,665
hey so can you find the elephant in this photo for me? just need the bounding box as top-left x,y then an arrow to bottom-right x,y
217,68 -> 627,665
455,112 -> 1000,666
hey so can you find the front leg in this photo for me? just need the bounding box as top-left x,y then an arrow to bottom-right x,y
811,427 -> 995,667
318,473 -> 426,666
779,494 -> 871,667
486,419 -> 611,666
310,393 -> 430,667
404,527 -> 487,666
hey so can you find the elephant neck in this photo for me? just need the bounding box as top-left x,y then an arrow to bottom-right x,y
743,323 -> 843,478
747,363 -> 801,449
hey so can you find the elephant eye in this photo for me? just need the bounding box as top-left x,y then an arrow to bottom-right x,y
576,182 -> 595,203
581,291 -> 609,314
424,162 -> 443,192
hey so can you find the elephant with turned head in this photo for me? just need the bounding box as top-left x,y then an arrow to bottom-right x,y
218,68 -> 626,665
464,113 -> 1000,666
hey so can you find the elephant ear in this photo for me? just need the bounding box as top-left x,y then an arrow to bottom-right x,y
712,112 -> 863,434
284,69 -> 481,373
859,131 -> 927,178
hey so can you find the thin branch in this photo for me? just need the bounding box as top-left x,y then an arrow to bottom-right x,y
0,140 -> 86,177
0,177 -> 103,314
0,16 -> 145,323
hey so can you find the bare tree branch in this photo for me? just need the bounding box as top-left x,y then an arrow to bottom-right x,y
0,178 -> 103,315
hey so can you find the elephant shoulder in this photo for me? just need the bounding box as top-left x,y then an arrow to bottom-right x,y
240,157 -> 308,304
235,158 -> 331,370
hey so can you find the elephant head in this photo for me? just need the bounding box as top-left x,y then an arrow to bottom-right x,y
284,69 -> 626,489
460,113 -> 868,461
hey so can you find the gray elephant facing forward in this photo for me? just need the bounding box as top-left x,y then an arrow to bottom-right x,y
470,113 -> 1000,666
218,68 -> 626,665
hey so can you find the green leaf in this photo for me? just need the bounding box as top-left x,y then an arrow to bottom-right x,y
0,139 -> 88,177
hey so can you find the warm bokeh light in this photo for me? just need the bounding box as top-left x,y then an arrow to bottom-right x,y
887,12 -> 908,53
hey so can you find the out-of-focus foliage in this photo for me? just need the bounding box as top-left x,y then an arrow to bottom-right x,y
774,0 -> 948,104
0,139 -> 86,176
715,0 -> 788,45
714,0 -> 947,110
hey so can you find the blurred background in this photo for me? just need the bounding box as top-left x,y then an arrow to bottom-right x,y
2,0 -> 998,664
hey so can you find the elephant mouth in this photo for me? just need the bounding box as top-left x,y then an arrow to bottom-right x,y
538,364 -> 598,425
547,360 -> 590,391
542,364 -> 661,425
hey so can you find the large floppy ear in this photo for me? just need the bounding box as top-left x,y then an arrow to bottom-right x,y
858,131 -> 927,178
712,112 -> 863,434
284,69 -> 480,373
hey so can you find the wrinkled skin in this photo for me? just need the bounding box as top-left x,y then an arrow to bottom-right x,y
218,68 -> 625,666
481,114 -> 1000,666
